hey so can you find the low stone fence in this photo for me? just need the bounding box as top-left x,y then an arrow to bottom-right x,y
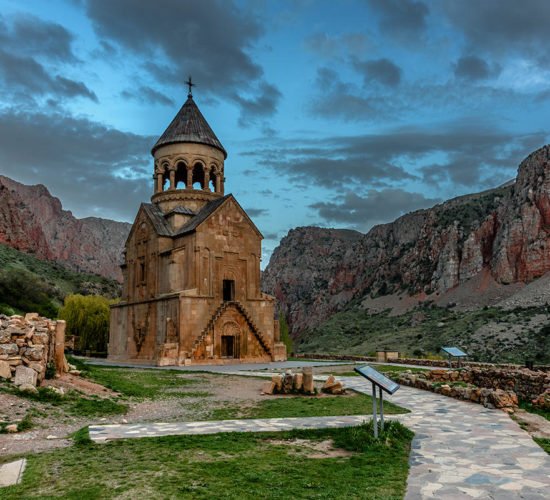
397,367 -> 550,411
0,313 -> 67,388
294,353 -> 550,371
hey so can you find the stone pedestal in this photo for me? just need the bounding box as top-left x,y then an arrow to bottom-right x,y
303,367 -> 314,394
14,365 -> 37,387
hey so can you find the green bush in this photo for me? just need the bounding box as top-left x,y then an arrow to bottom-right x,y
60,294 -> 111,352
0,268 -> 58,318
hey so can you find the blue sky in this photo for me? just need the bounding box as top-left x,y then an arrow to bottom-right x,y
0,0 -> 550,264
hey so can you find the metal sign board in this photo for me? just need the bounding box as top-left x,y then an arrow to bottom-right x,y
442,347 -> 467,357
354,365 -> 400,395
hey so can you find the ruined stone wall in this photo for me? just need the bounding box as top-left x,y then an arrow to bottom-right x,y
0,313 -> 66,386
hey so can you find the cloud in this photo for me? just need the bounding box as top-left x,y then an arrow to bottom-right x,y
121,86 -> 174,106
0,14 -> 96,104
454,55 -> 500,81
0,109 -> 153,221
82,0 -> 281,123
0,13 -> 78,62
441,0 -> 550,66
354,58 -> 402,87
366,0 -> 429,38
310,189 -> 440,230
304,32 -> 370,59
246,208 -> 269,217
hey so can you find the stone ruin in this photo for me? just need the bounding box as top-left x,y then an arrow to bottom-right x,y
397,367 -> 550,411
0,313 -> 68,392
262,368 -> 346,396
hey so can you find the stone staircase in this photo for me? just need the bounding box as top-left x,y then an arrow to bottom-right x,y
191,300 -> 272,358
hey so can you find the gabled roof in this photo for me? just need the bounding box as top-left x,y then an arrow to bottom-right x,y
151,96 -> 227,158
137,194 -> 263,241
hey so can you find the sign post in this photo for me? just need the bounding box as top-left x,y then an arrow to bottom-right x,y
354,365 -> 400,437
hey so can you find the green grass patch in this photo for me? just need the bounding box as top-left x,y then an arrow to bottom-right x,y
211,390 -> 409,420
535,438 -> 550,454
519,400 -> 550,422
3,421 -> 413,499
73,361 -> 205,400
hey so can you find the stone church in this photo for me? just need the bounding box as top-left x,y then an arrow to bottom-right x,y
108,86 -> 287,366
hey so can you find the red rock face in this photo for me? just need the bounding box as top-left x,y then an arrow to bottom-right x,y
263,145 -> 550,334
0,176 -> 131,281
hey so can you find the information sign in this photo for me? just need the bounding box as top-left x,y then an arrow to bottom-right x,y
354,365 -> 400,394
441,347 -> 467,357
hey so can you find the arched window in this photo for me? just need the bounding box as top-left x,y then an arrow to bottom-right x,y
192,163 -> 205,189
209,170 -> 217,192
174,162 -> 186,189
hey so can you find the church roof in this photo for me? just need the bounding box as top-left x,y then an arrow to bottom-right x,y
151,96 -> 227,158
138,194 -> 263,241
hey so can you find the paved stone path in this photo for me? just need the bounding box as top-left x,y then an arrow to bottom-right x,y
0,459 -> 26,487
88,368 -> 550,499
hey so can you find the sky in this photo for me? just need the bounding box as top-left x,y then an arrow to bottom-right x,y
1,0 -> 550,265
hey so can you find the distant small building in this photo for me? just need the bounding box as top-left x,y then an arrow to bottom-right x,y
108,86 -> 286,365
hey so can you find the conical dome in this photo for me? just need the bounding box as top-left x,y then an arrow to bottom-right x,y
151,96 -> 227,158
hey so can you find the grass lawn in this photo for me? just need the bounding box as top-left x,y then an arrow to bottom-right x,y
71,358 -> 209,400
211,390 -> 409,420
519,400 -> 550,422
2,421 -> 413,499
535,438 -> 550,454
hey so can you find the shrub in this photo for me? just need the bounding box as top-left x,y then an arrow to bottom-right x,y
60,294 -> 111,353
279,312 -> 294,354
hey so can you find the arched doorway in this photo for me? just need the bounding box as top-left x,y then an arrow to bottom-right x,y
221,321 -> 240,359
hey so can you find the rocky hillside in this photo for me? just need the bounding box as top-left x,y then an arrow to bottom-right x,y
263,145 -> 550,335
0,176 -> 131,281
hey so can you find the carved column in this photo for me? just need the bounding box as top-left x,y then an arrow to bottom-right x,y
169,166 -> 176,190
203,165 -> 211,191
156,172 -> 163,193
186,165 -> 193,189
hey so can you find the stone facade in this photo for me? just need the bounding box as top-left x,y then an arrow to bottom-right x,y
109,93 -> 286,366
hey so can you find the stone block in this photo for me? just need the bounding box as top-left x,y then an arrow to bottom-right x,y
262,381 -> 275,395
14,365 -> 37,387
293,373 -> 303,391
0,330 -> 11,343
302,368 -> 314,394
0,360 -> 11,379
18,383 -> 38,394
0,343 -> 19,356
8,356 -> 22,366
25,313 -> 39,322
22,345 -> 44,361
272,375 -> 282,392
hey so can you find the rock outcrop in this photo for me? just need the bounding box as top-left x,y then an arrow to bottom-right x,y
263,145 -> 550,333
0,176 -> 131,281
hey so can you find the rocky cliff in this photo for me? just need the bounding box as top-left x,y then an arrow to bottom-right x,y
263,145 -> 550,334
0,176 -> 131,281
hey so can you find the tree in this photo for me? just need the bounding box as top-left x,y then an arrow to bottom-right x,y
279,311 -> 294,355
60,294 -> 111,353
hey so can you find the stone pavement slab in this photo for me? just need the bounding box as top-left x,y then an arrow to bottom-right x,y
90,414 -> 371,442
0,459 -> 26,487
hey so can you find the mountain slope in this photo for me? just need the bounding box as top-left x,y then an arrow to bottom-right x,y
263,145 -> 550,335
0,175 -> 131,281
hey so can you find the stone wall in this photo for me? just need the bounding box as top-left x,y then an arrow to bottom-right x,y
397,367 -> 550,410
294,353 -> 550,371
0,313 -> 66,386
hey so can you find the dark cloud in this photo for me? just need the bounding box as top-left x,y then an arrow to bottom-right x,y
454,56 -> 500,81
441,0 -> 550,66
304,32 -> 370,58
263,232 -> 280,240
354,58 -> 402,87
0,109 -> 153,221
245,125 -> 547,191
366,0 -> 429,37
0,14 -> 77,62
82,0 -> 280,123
246,208 -> 269,217
0,14 -> 96,104
121,86 -> 174,106
0,50 -> 97,103
310,189 -> 440,230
